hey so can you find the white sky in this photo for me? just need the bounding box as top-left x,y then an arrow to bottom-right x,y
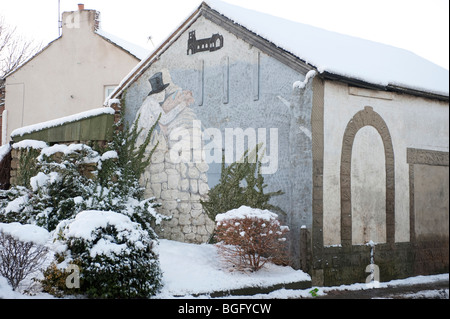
0,0 -> 448,70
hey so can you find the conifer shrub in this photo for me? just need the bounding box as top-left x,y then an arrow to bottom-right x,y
1,98 -> 167,298
51,211 -> 162,298
16,147 -> 40,188
0,101 -> 164,231
215,206 -> 289,272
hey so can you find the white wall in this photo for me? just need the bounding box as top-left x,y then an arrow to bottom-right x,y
322,81 -> 449,245
4,10 -> 140,143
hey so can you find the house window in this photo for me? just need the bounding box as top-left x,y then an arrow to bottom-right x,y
104,85 -> 117,100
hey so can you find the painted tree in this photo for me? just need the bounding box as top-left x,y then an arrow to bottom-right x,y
201,144 -> 284,223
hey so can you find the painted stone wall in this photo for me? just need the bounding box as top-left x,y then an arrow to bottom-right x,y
123,16 -> 312,259
135,109 -> 214,243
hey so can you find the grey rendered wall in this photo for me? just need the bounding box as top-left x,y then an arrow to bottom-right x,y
122,16 -> 313,265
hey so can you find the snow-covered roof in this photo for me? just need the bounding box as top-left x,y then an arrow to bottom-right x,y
205,0 -> 448,97
10,107 -> 115,138
110,0 -> 449,101
95,29 -> 150,61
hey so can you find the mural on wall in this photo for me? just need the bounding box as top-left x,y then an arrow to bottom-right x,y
138,70 -> 198,141
187,30 -> 224,55
129,24 -> 288,244
134,69 -> 214,244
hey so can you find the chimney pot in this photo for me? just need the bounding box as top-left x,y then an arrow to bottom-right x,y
78,3 -> 85,10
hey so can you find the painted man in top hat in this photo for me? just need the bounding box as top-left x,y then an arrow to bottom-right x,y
135,69 -> 198,156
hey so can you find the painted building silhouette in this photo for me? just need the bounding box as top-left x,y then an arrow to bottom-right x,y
187,31 -> 224,55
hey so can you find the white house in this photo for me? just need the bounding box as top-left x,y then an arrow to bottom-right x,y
2,4 -> 149,145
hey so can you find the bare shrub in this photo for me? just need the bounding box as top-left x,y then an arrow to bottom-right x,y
215,207 -> 289,272
0,231 -> 48,291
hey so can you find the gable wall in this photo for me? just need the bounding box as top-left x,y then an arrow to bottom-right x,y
4,11 -> 139,143
123,16 -> 313,260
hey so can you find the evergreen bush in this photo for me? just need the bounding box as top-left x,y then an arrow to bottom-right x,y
51,210 -> 162,298
0,100 -> 164,233
0,97 -> 167,298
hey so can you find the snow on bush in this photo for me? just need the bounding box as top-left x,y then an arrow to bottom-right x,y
0,102 -> 166,298
49,211 -> 162,298
0,223 -> 49,291
0,141 -> 164,232
12,139 -> 48,150
215,206 -> 289,272
0,222 -> 50,245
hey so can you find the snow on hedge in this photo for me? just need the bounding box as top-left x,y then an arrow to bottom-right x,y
30,172 -> 60,192
100,150 -> 118,161
57,210 -> 151,258
12,140 -> 48,150
1,194 -> 27,216
0,222 -> 50,246
36,143 -> 97,161
61,210 -> 133,241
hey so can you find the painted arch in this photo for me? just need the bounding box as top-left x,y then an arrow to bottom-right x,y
340,106 -> 395,246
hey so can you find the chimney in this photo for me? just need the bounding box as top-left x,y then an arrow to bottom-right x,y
62,6 -> 100,33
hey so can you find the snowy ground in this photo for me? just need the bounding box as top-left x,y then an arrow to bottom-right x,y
0,238 -> 448,299
154,239 -> 449,299
155,239 -> 310,298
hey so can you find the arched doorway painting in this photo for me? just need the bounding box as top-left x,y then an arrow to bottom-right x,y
340,106 -> 395,247
351,126 -> 386,244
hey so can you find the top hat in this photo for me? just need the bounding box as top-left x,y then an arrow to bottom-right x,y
148,72 -> 170,96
